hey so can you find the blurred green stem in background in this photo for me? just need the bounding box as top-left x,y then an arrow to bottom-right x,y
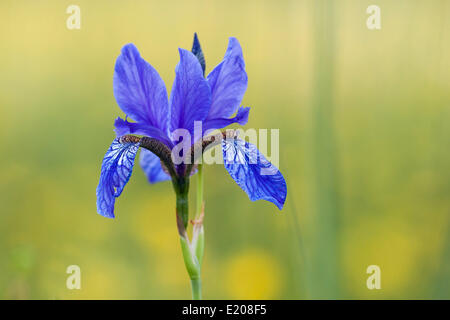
307,0 -> 340,298
175,164 -> 205,300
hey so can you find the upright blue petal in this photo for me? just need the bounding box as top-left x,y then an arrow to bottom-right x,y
114,44 -> 170,133
222,139 -> 287,210
139,148 -> 170,184
206,38 -> 248,120
96,138 -> 140,218
169,48 -> 211,139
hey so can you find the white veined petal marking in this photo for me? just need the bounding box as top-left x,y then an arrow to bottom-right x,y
221,138 -> 287,210
96,138 -> 140,218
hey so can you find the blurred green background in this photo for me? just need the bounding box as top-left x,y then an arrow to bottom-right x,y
0,0 -> 449,299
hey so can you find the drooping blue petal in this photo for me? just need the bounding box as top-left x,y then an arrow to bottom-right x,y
114,43 -> 170,133
114,117 -> 172,148
139,148 -> 170,184
169,48 -> 211,139
96,138 -> 140,218
206,37 -> 248,120
222,138 -> 287,210
204,106 -> 250,133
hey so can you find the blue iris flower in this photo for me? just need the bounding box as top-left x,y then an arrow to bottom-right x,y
96,35 -> 287,218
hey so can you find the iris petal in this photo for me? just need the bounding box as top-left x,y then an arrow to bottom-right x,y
114,117 -> 172,148
113,43 -> 170,132
204,106 -> 250,133
169,48 -> 211,139
139,148 -> 170,184
206,37 -> 248,120
96,138 -> 140,218
222,138 -> 287,210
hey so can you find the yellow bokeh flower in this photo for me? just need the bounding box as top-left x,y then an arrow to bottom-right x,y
224,249 -> 283,299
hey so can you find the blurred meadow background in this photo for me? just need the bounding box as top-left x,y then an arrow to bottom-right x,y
0,0 -> 449,299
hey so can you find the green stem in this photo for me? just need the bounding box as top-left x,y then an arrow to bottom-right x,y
190,278 -> 202,300
173,176 -> 189,229
193,164 -> 205,265
173,174 -> 203,300
196,164 -> 204,219
179,235 -> 200,277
